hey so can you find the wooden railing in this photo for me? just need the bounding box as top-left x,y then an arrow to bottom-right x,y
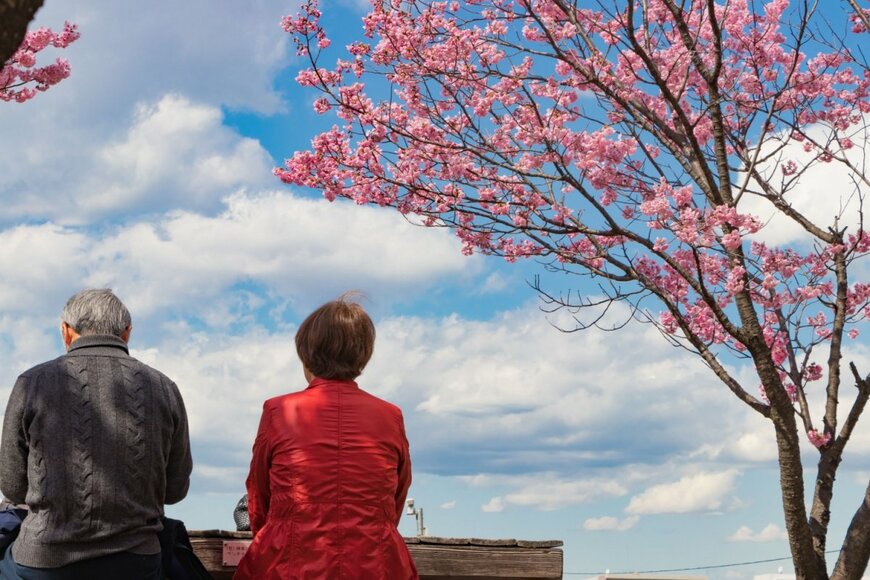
189,530 -> 564,579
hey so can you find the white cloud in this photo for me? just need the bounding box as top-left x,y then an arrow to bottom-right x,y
0,95 -> 274,224
0,224 -> 90,312
728,431 -> 779,462
377,305 -> 716,421
363,303 -> 752,477
440,501 -> 457,510
583,515 -> 639,532
75,95 -> 274,221
193,464 -> 250,490
27,0 -> 292,115
626,470 -> 740,515
0,1 -> 294,226
503,477 -> 627,511
478,272 -> 509,294
739,117 -> 869,247
727,523 -> 788,543
690,412 -> 779,464
0,191 -> 472,321
481,497 -> 505,513
97,192 -> 473,315
461,472 -> 627,511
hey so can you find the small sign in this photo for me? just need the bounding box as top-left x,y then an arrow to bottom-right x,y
222,540 -> 252,566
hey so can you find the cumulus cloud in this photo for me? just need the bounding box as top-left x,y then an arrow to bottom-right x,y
95,192 -> 474,316
0,0 -> 292,226
502,477 -> 627,511
690,412 -> 779,464
583,515 -> 640,532
461,472 -> 628,511
0,224 -> 91,312
193,464 -> 250,491
366,304 -> 748,476
0,95 -> 274,224
481,497 -> 505,513
727,523 -> 788,543
0,191 -> 472,323
19,0 -> 291,115
739,117 -> 869,247
727,431 -> 779,462
626,470 -> 740,515
478,272 -> 510,294
74,95 -> 274,220
440,501 -> 457,510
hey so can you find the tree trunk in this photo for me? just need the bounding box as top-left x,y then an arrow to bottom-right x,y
810,450 -> 841,561
0,0 -> 45,66
772,405 -> 828,579
831,480 -> 870,580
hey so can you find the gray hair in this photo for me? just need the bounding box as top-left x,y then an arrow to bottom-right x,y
61,289 -> 132,336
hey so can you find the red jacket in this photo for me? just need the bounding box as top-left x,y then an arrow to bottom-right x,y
234,378 -> 418,580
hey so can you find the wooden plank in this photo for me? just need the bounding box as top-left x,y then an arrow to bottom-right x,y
189,535 -> 563,579
191,537 -> 239,580
190,529 -> 252,540
407,544 -> 562,579
188,530 -> 563,549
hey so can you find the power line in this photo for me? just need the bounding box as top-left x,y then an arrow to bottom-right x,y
563,549 -> 841,576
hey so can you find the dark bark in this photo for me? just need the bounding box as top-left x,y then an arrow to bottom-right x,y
0,0 -> 45,67
832,480 -> 870,580
769,403 -> 827,579
810,449 -> 841,565
831,372 -> 870,579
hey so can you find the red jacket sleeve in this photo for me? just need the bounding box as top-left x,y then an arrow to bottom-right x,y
246,401 -> 273,536
394,410 -> 412,526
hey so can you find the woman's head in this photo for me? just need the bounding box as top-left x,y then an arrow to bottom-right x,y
295,293 -> 375,381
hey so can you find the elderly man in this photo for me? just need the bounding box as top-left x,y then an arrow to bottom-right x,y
0,289 -> 192,579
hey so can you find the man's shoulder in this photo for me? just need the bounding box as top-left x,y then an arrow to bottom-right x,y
121,356 -> 178,387
17,356 -> 66,380
18,354 -> 177,389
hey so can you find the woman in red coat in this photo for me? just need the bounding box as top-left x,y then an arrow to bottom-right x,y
234,295 -> 419,580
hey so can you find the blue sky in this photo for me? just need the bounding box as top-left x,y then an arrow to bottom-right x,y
1,1 -> 868,578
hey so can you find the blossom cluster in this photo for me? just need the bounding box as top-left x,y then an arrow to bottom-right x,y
0,22 -> 79,103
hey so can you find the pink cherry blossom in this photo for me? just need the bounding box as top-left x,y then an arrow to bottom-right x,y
0,21 -> 79,103
807,429 -> 832,449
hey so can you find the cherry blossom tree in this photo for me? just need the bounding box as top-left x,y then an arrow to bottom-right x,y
278,1 -> 870,577
0,19 -> 78,103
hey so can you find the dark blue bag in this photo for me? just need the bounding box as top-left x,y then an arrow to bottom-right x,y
0,508 -> 27,555
158,517 -> 213,580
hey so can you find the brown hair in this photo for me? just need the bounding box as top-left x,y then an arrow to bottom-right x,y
295,293 -> 375,380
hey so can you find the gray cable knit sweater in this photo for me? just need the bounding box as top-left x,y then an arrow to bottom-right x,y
0,334 -> 193,568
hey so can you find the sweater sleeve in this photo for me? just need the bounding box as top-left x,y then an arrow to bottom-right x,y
394,410 -> 412,527
246,401 -> 273,537
0,375 -> 30,505
164,380 -> 193,505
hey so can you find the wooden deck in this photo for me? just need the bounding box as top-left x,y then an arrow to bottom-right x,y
189,530 -> 564,579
